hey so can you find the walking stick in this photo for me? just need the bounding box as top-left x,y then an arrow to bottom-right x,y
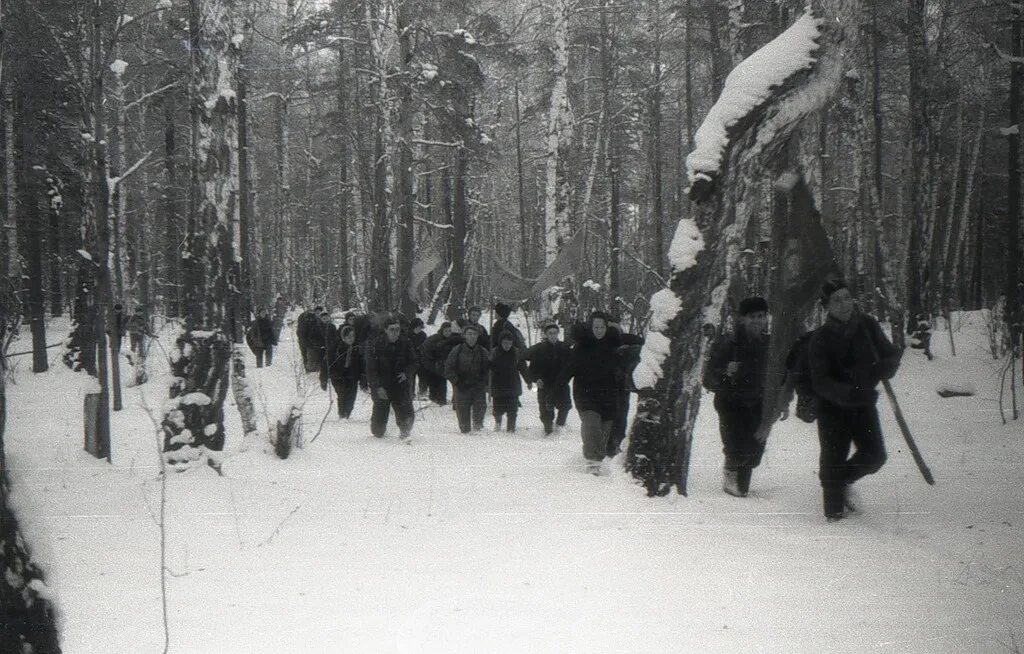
880,379 -> 935,485
862,318 -> 935,485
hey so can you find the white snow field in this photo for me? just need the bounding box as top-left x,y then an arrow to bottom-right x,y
4,311 -> 1022,653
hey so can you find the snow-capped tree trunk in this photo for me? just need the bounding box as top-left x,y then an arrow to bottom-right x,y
626,2 -> 862,496
231,344 -> 257,436
543,0 -> 572,265
162,0 -> 238,473
365,0 -> 393,311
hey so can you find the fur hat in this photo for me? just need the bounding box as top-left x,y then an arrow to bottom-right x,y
820,278 -> 849,305
495,302 -> 512,319
738,296 -> 768,315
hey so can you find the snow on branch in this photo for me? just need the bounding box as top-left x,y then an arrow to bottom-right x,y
685,12 -> 823,188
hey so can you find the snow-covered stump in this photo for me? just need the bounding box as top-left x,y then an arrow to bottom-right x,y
272,399 -> 303,460
0,360 -> 60,654
162,330 -> 231,473
626,3 -> 861,496
231,344 -> 258,437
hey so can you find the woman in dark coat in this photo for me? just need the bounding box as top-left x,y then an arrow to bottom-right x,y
321,325 -> 363,418
489,331 -> 529,432
558,311 -> 625,474
246,308 -> 279,368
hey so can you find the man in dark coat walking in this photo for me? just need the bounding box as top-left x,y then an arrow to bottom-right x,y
489,331 -> 529,432
445,324 -> 489,433
808,279 -> 901,521
421,322 -> 457,405
703,297 -> 770,497
523,323 -> 572,435
296,306 -> 326,372
321,325 -> 362,419
246,307 -> 279,368
364,317 -> 418,439
491,302 -> 526,351
558,311 -> 625,474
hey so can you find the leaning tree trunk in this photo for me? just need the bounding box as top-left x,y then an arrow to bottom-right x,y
162,0 -> 237,473
626,2 -> 862,496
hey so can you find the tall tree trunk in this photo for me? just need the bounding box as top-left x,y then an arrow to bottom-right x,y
46,175 -> 62,315
515,79 -> 529,277
544,0 -> 571,265
366,0 -> 392,311
450,148 -> 469,316
335,7 -> 352,308
3,75 -> 16,284
24,170 -> 47,374
91,0 -> 112,460
396,2 -> 416,316
649,0 -> 664,277
904,0 -> 929,329
237,10 -> 253,319
1009,6 -> 1023,407
163,0 -> 237,471
600,0 -> 620,297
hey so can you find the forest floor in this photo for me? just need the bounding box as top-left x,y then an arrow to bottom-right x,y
4,311 -> 1023,653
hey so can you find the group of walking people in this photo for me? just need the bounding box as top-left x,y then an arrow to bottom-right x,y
704,278 -> 902,522
278,302 -> 643,473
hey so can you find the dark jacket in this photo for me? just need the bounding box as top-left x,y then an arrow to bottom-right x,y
364,335 -> 418,392
489,345 -> 528,399
422,333 -> 462,376
246,316 -> 278,351
808,311 -> 901,408
490,318 -> 526,351
445,342 -> 489,389
320,330 -> 363,385
703,327 -> 769,406
296,311 -> 326,348
559,328 -> 625,420
523,340 -> 572,386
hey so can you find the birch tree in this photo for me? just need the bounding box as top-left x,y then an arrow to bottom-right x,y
543,0 -> 572,264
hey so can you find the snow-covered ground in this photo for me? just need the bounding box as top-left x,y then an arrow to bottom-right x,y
4,312 -> 1022,653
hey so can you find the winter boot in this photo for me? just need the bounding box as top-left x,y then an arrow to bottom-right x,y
542,421 -> 554,435
493,415 -> 503,432
722,469 -> 744,497
506,415 -> 517,433
823,485 -> 845,521
843,484 -> 860,513
736,467 -> 753,496
585,460 -> 605,476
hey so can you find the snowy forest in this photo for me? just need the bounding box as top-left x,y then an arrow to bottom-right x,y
1,0 -> 1023,652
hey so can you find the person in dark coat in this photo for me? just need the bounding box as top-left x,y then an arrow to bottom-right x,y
273,295 -> 288,340
126,305 -> 150,360
320,325 -> 362,418
408,318 -> 429,398
557,311 -> 625,474
523,322 -> 573,435
489,331 -> 529,432
703,297 -> 770,497
364,317 -> 418,438
421,322 -> 456,405
246,307 -> 279,368
445,324 -> 489,433
607,315 -> 644,457
296,306 -> 326,372
465,306 -> 491,348
808,279 -> 901,521
491,302 -> 526,351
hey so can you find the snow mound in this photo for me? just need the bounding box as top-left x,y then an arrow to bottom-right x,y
668,218 -> 703,272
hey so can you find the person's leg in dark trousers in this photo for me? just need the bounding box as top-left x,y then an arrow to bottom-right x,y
538,387 -> 555,434
493,399 -> 506,431
842,405 -> 887,485
555,385 -> 571,427
470,387 -> 487,431
453,387 -> 473,433
370,395 -> 392,437
506,406 -> 518,433
817,402 -> 855,517
255,348 -> 265,368
607,391 -> 631,456
340,378 -> 358,418
715,395 -> 766,496
265,345 -> 273,366
428,372 -> 448,405
392,384 -> 415,437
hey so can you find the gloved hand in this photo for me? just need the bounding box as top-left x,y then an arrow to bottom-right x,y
377,387 -> 388,400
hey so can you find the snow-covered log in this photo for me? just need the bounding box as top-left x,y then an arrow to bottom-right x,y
626,2 -> 862,496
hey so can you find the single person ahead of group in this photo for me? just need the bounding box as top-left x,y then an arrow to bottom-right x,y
489,331 -> 530,433
364,317 -> 418,440
557,311 -> 626,475
808,278 -> 901,522
246,307 -> 279,368
445,324 -> 490,433
703,296 -> 770,497
523,322 -> 573,435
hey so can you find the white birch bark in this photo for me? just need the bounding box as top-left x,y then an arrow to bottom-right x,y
544,0 -> 572,265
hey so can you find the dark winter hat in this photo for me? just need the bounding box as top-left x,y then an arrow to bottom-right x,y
314,305 -> 324,313
439,321 -> 452,332
410,318 -> 425,329
820,278 -> 849,305
463,323 -> 480,334
495,302 -> 512,319
468,306 -> 483,315
738,296 -> 769,316
589,310 -> 612,325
